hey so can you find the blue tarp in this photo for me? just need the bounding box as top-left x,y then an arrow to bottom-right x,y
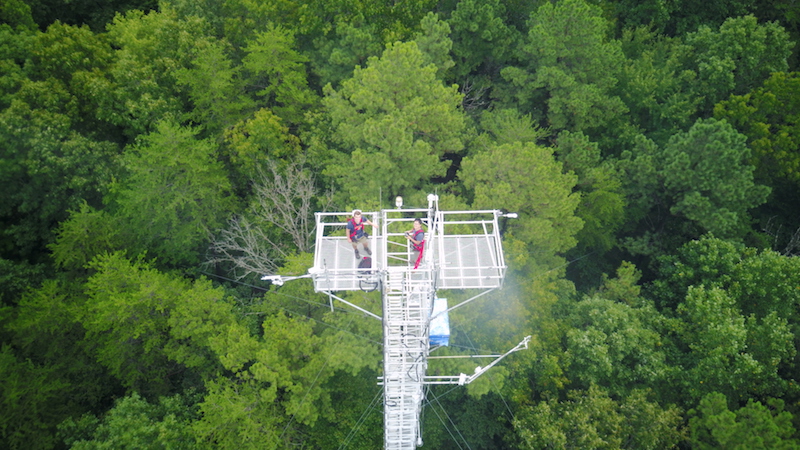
430,297 -> 450,347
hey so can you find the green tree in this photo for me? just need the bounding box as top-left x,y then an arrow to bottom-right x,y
555,131 -> 626,251
309,15 -> 384,89
668,0 -> 760,35
0,21 -> 121,261
194,295 -> 381,447
25,0 -> 157,32
616,27 -> 700,145
0,345 -> 70,449
58,392 -> 197,449
446,0 -> 520,85
516,385 -> 684,449
109,120 -> 235,267
618,119 -> 769,257
460,141 -> 583,262
1,278 -> 119,449
651,235 -> 800,322
81,253 -> 235,395
498,0 -> 627,134
192,377 -> 284,449
476,107 -> 549,147
223,108 -> 302,183
49,202 -> 120,272
0,83 -> 120,261
175,37 -> 254,137
685,15 -> 792,113
675,285 -> 794,404
688,392 -> 799,449
101,8 -> 212,138
321,40 -> 466,207
241,25 -> 318,127
0,0 -> 36,31
412,12 -> 455,79
661,118 -> 769,237
564,297 -> 668,397
715,72 -> 800,184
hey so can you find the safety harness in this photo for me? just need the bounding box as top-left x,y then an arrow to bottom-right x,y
411,229 -> 425,269
347,218 -> 366,240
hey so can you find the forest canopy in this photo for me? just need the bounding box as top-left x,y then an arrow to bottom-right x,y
2,0 -> 800,448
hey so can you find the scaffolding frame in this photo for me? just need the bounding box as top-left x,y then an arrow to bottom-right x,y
298,197 -> 521,448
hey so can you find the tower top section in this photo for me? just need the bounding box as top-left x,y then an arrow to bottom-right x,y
308,197 -> 508,293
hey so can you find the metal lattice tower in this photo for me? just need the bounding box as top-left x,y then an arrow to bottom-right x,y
275,195 -> 529,448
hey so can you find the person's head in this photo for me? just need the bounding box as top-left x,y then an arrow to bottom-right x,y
352,209 -> 362,221
413,218 -> 423,230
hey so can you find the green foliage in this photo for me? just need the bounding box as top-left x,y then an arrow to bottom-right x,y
109,120 -> 235,267
610,0 -> 672,34
516,385 -> 684,449
499,0 -> 627,133
223,108 -> 302,182
175,38 -> 254,136
412,12 -> 455,78
241,25 -> 318,127
4,1 -> 800,448
0,345 -> 69,449
0,258 -> 45,304
302,368 -> 383,449
82,253 -> 233,395
419,390 -> 516,449
556,131 -> 626,251
101,8 -> 212,138
689,392 -> 800,449
564,297 -> 668,397
652,235 -> 800,322
49,202 -> 120,271
0,0 -> 36,31
619,119 -> 770,256
617,27 -> 700,144
461,141 -> 583,259
58,392 -> 197,449
716,72 -> 800,184
192,377 -> 283,449
675,285 -> 794,404
668,0 -> 757,35
447,0 -> 520,83
309,15 -> 384,88
2,279 -> 121,448
321,40 -> 466,207
477,107 -> 549,146
685,15 -> 793,112
650,236 -> 746,308
0,22 -> 121,261
649,238 -> 798,406
662,118 -> 769,237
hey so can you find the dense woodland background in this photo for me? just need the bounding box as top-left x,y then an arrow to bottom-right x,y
2,0 -> 800,447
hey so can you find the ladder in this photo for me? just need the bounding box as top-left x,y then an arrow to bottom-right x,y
381,265 -> 433,448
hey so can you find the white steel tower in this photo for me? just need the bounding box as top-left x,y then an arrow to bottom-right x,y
268,195 -> 529,448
